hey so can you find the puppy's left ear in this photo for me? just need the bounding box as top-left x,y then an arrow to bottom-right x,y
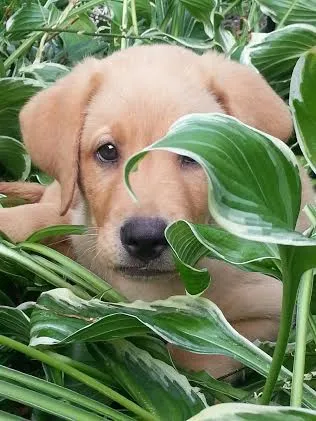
20,58 -> 103,215
200,52 -> 292,141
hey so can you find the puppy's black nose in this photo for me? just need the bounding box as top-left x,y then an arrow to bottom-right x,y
120,217 -> 168,262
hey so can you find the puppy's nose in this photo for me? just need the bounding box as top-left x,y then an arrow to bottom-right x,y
120,217 -> 168,262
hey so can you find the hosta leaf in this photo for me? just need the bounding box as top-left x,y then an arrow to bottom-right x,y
187,403 -> 316,420
141,29 -> 213,50
241,25 -> 316,97
0,78 -> 44,139
125,113 -> 316,245
19,63 -> 70,84
257,0 -> 316,26
25,225 -> 86,244
91,340 -> 207,420
290,49 -> 316,175
0,136 -> 31,181
0,306 -> 29,343
30,289 -> 316,407
165,220 -> 281,295
6,3 -> 50,40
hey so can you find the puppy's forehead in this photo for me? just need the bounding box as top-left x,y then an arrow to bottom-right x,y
83,46 -> 223,148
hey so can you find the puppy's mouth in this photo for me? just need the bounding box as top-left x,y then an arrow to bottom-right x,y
115,266 -> 176,278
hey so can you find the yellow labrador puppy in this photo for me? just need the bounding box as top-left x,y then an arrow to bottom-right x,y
1,45 -> 313,378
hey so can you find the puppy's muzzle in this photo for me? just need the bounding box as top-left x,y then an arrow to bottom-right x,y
120,217 -> 168,263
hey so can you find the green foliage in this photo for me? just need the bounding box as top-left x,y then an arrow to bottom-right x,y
1,0 -> 316,420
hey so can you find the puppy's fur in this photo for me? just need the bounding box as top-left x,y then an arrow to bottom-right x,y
1,45 -> 314,378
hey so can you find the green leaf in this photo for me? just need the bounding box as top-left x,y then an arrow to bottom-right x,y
0,365 -> 127,421
257,0 -> 316,26
0,306 -> 29,343
242,24 -> 316,97
141,29 -> 214,50
0,136 -> 31,181
290,48 -> 316,175
125,113 -> 311,245
19,63 -> 70,84
6,3 -> 50,40
25,225 -> 86,243
91,340 -> 207,420
30,290 -> 316,407
0,78 -> 44,139
165,220 -> 281,295
187,403 -> 316,420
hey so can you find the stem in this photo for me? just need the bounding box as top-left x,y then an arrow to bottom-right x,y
130,0 -> 139,36
0,335 -> 158,421
261,246 -> 297,405
121,0 -> 129,49
45,350 -> 113,385
6,28 -> 144,40
291,270 -> 314,406
277,0 -> 299,29
308,313 -> 316,345
222,0 -> 242,17
0,365 -> 124,420
4,33 -> 41,70
18,242 -> 126,302
0,243 -> 88,299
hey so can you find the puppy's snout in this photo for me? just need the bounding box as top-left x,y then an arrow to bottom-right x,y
120,217 -> 168,262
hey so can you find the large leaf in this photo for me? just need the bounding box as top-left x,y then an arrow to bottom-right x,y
290,49 -> 316,175
257,0 -> 316,26
6,3 -> 50,40
0,78 -> 44,139
0,136 -> 31,181
241,25 -> 316,97
165,220 -> 281,295
125,113 -> 314,245
91,340 -> 207,420
30,290 -> 316,407
188,403 -> 316,420
19,63 -> 70,84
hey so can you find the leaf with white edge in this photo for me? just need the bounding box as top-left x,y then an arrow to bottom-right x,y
290,49 -> 316,175
0,78 -> 45,139
141,29 -> 214,50
187,403 -> 316,420
241,25 -> 316,97
30,289 -> 316,408
0,306 -> 29,343
166,220 -> 281,295
91,340 -> 207,420
19,63 -> 70,84
125,113 -> 316,246
0,136 -> 31,181
25,225 -> 86,243
257,0 -> 316,25
6,3 -> 50,40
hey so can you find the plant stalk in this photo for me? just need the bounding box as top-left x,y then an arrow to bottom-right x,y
0,335 -> 158,421
291,270 -> 314,406
121,0 -> 129,49
130,0 -> 139,36
260,246 -> 297,405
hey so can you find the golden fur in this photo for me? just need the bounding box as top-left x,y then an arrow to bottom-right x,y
1,45 -> 314,379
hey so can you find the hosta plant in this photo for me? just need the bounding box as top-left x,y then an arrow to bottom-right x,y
1,1 -> 316,420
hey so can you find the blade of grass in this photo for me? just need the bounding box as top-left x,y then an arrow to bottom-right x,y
0,335 -> 158,421
291,270 -> 314,406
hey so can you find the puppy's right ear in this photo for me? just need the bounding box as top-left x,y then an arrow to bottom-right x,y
19,58 -> 103,215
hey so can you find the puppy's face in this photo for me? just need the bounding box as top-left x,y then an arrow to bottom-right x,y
75,49 -> 224,280
20,45 -> 292,297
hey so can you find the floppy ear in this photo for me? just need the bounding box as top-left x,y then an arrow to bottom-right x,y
201,52 -> 292,141
19,58 -> 103,215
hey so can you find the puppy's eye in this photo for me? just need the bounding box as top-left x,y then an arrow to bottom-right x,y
96,143 -> 119,163
180,155 -> 198,166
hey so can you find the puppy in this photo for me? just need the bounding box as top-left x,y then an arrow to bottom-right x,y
1,45 -> 314,378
